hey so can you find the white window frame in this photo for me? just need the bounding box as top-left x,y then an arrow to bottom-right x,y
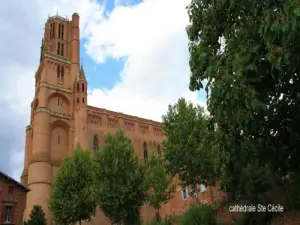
200,184 -> 207,192
4,205 -> 12,223
181,187 -> 188,200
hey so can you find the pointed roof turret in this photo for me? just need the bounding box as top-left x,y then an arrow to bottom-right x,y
74,65 -> 87,83
79,65 -> 86,81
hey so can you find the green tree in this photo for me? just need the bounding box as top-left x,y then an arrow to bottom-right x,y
144,152 -> 175,221
162,98 -> 221,200
25,205 -> 46,225
94,129 -> 146,225
49,146 -> 96,225
186,0 -> 300,222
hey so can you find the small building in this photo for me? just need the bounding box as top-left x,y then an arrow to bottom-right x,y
0,170 -> 30,225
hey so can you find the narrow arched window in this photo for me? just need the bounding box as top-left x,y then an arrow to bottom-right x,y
61,43 -> 64,56
143,142 -> 148,163
58,23 -> 61,39
61,66 -> 64,78
58,133 -> 60,144
93,135 -> 98,152
77,83 -> 80,92
57,65 -> 60,78
61,24 -> 64,39
82,97 -> 84,103
82,83 -> 84,92
52,23 -> 56,38
57,42 -> 61,55
77,98 -> 79,104
50,23 -> 53,39
157,145 -> 161,156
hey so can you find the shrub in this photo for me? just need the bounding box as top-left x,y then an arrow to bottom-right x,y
143,218 -> 172,225
179,203 -> 215,225
25,205 -> 46,225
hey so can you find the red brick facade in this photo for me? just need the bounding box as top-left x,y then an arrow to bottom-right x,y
0,171 -> 29,225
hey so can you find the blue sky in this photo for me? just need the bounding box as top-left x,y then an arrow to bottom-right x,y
81,0 -> 139,90
0,0 -> 206,180
80,41 -> 124,90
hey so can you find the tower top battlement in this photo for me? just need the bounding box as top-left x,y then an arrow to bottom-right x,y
48,15 -> 69,21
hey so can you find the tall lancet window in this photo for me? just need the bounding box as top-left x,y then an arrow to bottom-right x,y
143,142 -> 148,163
61,66 -> 64,79
61,43 -> 64,56
61,24 -> 64,39
57,42 -> 61,55
93,135 -> 99,153
58,23 -> 64,39
58,23 -> 61,39
50,23 -> 54,39
57,65 -> 60,78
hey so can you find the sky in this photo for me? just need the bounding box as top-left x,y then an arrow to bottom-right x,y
0,0 -> 206,181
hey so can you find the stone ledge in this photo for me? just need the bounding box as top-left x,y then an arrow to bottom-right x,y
39,82 -> 73,93
34,107 -> 72,119
30,152 -> 50,163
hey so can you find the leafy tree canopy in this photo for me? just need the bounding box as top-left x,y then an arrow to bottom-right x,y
186,0 -> 300,208
162,98 -> 221,189
144,151 -> 175,220
25,205 -> 46,225
94,129 -> 146,225
49,146 -> 97,225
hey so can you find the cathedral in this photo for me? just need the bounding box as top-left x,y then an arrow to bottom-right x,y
20,13 -> 219,225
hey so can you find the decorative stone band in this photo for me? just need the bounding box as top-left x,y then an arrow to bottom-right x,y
27,181 -> 53,187
44,52 -> 71,64
30,152 -> 50,164
39,82 -> 73,93
26,125 -> 32,131
34,107 -> 72,119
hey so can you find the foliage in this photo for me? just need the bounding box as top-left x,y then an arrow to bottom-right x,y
25,205 -> 46,225
144,152 -> 176,220
143,218 -> 172,225
186,0 -> 300,218
162,98 -> 221,191
49,146 -> 96,225
179,203 -> 215,225
94,129 -> 146,225
287,173 -> 300,210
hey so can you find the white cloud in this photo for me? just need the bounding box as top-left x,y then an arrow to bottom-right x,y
85,0 -> 205,122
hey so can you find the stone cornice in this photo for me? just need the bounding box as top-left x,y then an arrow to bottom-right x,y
39,82 -> 73,93
34,107 -> 72,119
44,52 -> 71,64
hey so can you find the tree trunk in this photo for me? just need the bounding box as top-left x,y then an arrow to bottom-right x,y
210,186 -> 214,203
155,209 -> 161,222
195,185 -> 199,202
79,220 -> 81,225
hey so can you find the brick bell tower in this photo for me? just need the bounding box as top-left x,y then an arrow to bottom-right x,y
20,13 -> 86,224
